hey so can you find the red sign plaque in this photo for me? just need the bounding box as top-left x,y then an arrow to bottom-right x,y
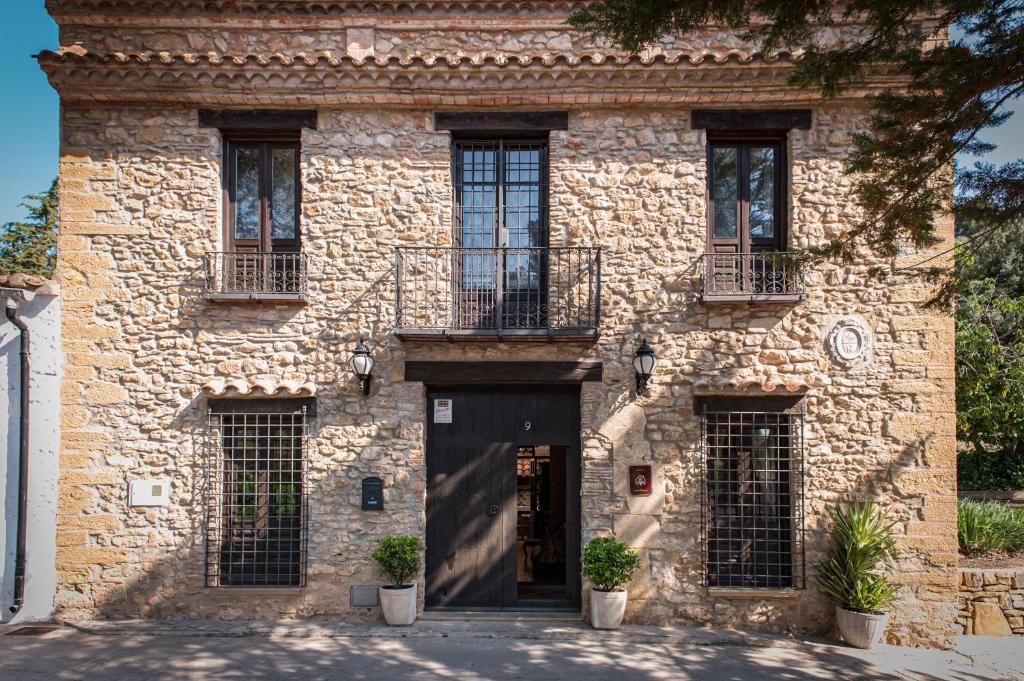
629,465 -> 652,496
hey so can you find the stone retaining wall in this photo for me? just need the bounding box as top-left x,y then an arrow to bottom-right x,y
958,492 -> 1024,509
958,569 -> 1024,636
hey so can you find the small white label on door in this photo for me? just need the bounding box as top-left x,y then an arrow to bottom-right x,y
434,399 -> 453,423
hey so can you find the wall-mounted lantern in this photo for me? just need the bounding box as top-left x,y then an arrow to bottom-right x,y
350,339 -> 374,396
632,337 -> 657,396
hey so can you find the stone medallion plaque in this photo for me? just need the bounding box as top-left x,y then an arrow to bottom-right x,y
825,315 -> 873,369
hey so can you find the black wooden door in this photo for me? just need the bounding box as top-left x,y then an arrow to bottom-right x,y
425,386 -> 580,609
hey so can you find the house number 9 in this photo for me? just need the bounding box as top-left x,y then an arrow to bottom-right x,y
524,420 -> 532,431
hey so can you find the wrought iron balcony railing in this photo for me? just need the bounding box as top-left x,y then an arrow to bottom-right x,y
395,246 -> 601,341
204,252 -> 308,301
699,252 -> 805,303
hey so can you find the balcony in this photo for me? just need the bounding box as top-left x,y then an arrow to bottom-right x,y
204,252 -> 308,302
395,246 -> 601,341
699,252 -> 805,303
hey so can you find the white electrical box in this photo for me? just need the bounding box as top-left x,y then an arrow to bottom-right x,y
129,479 -> 171,507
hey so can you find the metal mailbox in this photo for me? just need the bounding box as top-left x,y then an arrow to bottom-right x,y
362,476 -> 384,510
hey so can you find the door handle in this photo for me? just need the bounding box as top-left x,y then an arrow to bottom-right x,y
486,504 -> 499,517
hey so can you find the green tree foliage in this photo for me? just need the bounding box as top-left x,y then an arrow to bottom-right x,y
570,1 -> 1024,300
958,214 -> 1024,297
0,179 -> 59,278
956,277 -> 1024,452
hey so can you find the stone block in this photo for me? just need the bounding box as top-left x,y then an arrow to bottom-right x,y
890,316 -> 949,332
892,349 -> 954,368
972,602 -> 1012,636
59,515 -> 120,531
61,161 -> 118,181
60,470 -> 122,485
67,352 -> 133,369
61,192 -> 115,211
613,514 -> 660,549
57,547 -> 130,568
885,412 -> 955,440
64,222 -> 144,235
84,381 -> 129,405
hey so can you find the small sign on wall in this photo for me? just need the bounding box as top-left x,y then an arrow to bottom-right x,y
129,479 -> 171,507
629,465 -> 652,496
434,399 -> 453,424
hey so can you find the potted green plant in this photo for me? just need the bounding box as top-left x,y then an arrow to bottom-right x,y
817,500 -> 898,649
581,536 -> 641,630
371,535 -> 422,626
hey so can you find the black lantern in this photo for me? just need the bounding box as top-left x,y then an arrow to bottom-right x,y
350,339 -> 374,396
632,337 -> 657,395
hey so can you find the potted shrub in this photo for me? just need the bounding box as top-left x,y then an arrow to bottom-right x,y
371,535 -> 422,626
582,536 -> 641,630
817,500 -> 898,649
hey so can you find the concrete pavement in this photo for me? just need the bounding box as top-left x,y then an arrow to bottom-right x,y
0,620 -> 1021,680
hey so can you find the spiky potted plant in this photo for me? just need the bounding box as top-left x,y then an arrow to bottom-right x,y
371,535 -> 422,626
817,500 -> 898,649
582,536 -> 641,630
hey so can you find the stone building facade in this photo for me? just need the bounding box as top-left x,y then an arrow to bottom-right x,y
41,0 -> 957,647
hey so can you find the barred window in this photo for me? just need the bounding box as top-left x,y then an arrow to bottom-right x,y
700,398 -> 805,589
206,401 -> 309,587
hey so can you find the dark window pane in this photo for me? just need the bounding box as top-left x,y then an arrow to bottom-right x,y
504,186 -> 541,247
462,251 -> 496,289
505,147 -> 541,183
749,146 -> 776,240
712,147 -> 738,238
271,148 -> 297,241
234,147 -> 260,241
461,186 -> 496,247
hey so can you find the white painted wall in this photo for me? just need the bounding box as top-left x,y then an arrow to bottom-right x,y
0,287 -> 60,622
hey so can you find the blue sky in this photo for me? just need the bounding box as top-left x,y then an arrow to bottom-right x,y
1,2 -> 58,225
0,2 -> 1021,226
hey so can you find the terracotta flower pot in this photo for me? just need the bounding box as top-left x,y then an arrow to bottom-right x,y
379,584 -> 417,626
590,589 -> 627,630
835,605 -> 889,649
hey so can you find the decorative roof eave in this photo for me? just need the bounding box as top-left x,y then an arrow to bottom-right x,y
0,273 -> 60,296
692,377 -> 812,395
47,0 -> 592,18
201,377 -> 317,399
38,50 -> 901,106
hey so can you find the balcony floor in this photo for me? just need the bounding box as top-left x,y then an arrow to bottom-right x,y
699,293 -> 805,304
394,327 -> 599,342
206,292 -> 307,303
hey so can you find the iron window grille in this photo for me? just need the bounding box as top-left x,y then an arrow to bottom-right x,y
701,406 -> 805,589
205,407 -> 308,587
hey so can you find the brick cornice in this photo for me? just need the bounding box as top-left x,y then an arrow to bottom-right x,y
38,49 -> 901,107
47,0 -> 589,18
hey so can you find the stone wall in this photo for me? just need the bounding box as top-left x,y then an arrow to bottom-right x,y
958,569 -> 1024,636
48,2 -> 958,649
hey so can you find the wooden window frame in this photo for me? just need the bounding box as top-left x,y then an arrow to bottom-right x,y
222,131 -> 302,255
706,133 -> 788,254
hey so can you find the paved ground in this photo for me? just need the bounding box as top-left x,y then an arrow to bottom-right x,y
1,620 -> 1022,681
